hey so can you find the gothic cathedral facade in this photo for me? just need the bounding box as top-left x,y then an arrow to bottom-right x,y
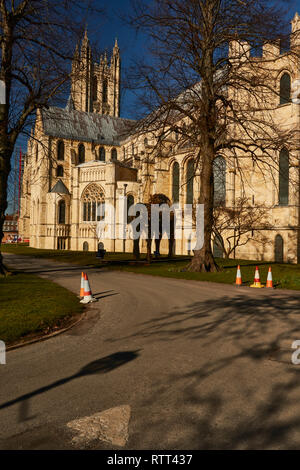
19,14 -> 300,263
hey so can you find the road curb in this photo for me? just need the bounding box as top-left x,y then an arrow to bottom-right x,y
6,311 -> 86,352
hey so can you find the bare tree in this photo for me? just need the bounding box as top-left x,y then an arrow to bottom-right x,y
0,0 -> 104,274
213,196 -> 271,259
127,0 -> 299,272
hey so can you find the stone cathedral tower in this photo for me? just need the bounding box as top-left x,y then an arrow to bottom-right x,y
71,31 -> 121,117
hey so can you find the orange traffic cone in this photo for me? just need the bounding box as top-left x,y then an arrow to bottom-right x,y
80,273 -> 97,304
235,265 -> 242,286
250,266 -> 264,288
266,267 -> 274,288
80,272 -> 85,298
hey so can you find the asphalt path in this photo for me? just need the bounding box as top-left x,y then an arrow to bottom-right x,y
1,253 -> 300,450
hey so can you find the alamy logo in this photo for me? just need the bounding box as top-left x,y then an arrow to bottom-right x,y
0,340 -> 6,365
292,80 -> 300,105
291,340 -> 300,365
94,199 -> 204,251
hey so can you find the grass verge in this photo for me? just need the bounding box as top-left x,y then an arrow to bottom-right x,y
0,271 -> 83,345
111,257 -> 300,291
2,243 -> 300,291
1,243 -> 144,265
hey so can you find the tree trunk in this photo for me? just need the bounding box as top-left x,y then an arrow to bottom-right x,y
187,139 -> 220,273
168,214 -> 174,258
0,133 -> 13,276
146,238 -> 152,263
133,237 -> 140,260
146,204 -> 152,263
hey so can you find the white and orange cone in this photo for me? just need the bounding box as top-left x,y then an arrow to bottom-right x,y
235,265 -> 242,286
80,272 -> 85,298
250,266 -> 264,288
80,273 -> 97,304
266,267 -> 274,288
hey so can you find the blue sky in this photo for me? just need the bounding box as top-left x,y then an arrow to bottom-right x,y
8,0 -> 299,213
15,0 -> 146,154
15,0 -> 299,153
88,0 -> 149,119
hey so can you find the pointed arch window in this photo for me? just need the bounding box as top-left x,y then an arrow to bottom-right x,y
103,79 -> 108,104
111,148 -> 117,160
57,140 -> 64,161
82,184 -> 105,222
58,200 -> 66,224
36,199 -> 40,225
275,234 -> 284,263
99,147 -> 106,162
172,162 -> 180,203
213,234 -> 224,258
279,148 -> 289,205
57,165 -> 64,177
280,73 -> 291,105
93,76 -> 98,101
186,159 -> 194,205
78,144 -> 85,164
127,194 -> 135,223
213,156 -> 226,206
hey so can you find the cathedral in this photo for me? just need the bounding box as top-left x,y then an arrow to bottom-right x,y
19,14 -> 300,262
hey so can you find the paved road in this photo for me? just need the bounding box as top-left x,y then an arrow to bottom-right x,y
1,253 -> 300,450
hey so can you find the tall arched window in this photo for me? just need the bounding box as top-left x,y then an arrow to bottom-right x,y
36,199 -> 39,225
58,200 -> 66,224
111,148 -> 117,160
279,148 -> 289,205
99,147 -> 105,162
186,159 -> 194,204
78,144 -> 85,164
275,234 -> 284,263
172,162 -> 180,203
103,79 -> 108,103
93,76 -> 98,101
280,73 -> 291,105
83,241 -> 89,252
82,184 -> 105,222
127,194 -> 135,223
32,200 -> 35,224
57,140 -> 64,161
213,156 -> 226,206
56,165 -> 64,177
213,234 -> 224,258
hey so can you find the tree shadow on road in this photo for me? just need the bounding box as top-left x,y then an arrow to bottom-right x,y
102,294 -> 300,449
106,293 -> 300,350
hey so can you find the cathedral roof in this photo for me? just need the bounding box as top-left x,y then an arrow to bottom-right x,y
50,179 -> 70,194
41,107 -> 135,145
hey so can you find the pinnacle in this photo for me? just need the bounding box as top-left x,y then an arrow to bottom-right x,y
292,12 -> 300,24
82,26 -> 89,49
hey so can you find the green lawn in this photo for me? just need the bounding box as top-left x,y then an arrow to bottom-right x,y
1,243 -> 145,265
115,257 -> 300,291
0,271 -> 83,344
2,243 -> 300,291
